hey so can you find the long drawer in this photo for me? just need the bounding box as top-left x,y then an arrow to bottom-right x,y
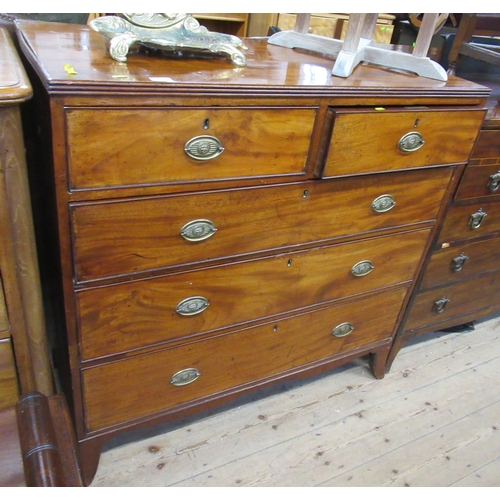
420,237 -> 500,288
438,201 -> 500,243
82,287 -> 408,431
65,107 -> 317,189
321,108 -> 485,177
403,271 -> 500,333
71,168 -> 452,282
77,229 -> 430,360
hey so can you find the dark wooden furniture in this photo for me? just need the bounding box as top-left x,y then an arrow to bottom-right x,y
388,80 -> 500,365
0,26 -> 53,409
447,13 -> 500,84
0,392 -> 83,486
14,19 -> 488,485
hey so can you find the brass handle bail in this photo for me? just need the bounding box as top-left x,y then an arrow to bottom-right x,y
184,135 -> 225,160
398,131 -> 425,153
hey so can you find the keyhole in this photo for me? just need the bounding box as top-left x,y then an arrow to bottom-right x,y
414,119 -> 419,128
273,325 -> 278,332
203,119 -> 210,130
303,190 -> 308,198
287,259 -> 292,267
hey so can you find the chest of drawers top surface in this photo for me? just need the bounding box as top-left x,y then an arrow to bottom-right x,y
15,20 -> 489,102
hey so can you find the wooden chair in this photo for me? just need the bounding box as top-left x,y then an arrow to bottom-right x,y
447,13 -> 500,75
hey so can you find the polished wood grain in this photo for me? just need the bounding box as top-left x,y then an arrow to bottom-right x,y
403,271 -> 500,334
14,19 -> 488,486
456,129 -> 500,200
66,107 -> 317,189
89,314 -> 500,487
0,339 -> 19,408
420,236 -> 500,288
322,108 -> 486,177
438,201 -> 500,243
77,229 -> 429,360
15,20 -> 490,103
83,287 -> 407,431
0,28 -> 31,104
71,168 -> 452,283
0,27 -> 53,399
0,392 -> 83,487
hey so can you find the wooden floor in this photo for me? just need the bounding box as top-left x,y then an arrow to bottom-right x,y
90,314 -> 500,487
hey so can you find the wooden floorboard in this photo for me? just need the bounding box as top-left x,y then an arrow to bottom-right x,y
90,314 -> 500,487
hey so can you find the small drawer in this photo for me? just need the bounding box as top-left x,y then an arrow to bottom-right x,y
420,237 -> 500,288
403,271 -> 500,333
71,167 -> 452,282
77,229 -> 430,360
0,338 -> 19,409
65,107 -> 317,189
438,201 -> 500,243
321,108 -> 485,178
456,130 -> 500,200
82,287 -> 407,431
456,164 -> 500,201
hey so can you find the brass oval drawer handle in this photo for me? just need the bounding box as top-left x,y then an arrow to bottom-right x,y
372,194 -> 396,213
468,208 -> 487,230
180,219 -> 217,242
170,368 -> 201,387
351,260 -> 374,277
450,252 -> 469,272
184,135 -> 225,160
332,322 -> 354,338
432,296 -> 450,314
398,131 -> 425,153
487,171 -> 500,193
176,296 -> 210,316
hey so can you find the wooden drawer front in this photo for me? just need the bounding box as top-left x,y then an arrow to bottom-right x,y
420,237 -> 500,288
77,229 -> 429,360
438,201 -> 500,243
71,168 -> 452,282
322,108 -> 485,177
403,271 -> 500,333
0,338 -> 18,409
83,287 -> 407,431
65,107 -> 316,189
456,130 -> 500,201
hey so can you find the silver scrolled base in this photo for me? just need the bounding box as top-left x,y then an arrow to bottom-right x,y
89,13 -> 247,66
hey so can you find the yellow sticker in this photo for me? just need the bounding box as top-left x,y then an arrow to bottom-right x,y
375,107 -> 385,111
64,63 -> 77,75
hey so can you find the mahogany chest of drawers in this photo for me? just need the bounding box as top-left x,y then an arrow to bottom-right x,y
15,20 -> 488,485
390,90 -> 500,362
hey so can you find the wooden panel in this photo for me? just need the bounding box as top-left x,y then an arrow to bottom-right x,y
71,168 -> 453,282
403,271 -> 500,333
322,108 -> 485,177
420,237 -> 500,288
66,107 -> 317,189
438,201 -> 500,243
0,278 -> 8,335
0,339 -> 18,409
82,287 -> 407,431
77,229 -> 429,360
